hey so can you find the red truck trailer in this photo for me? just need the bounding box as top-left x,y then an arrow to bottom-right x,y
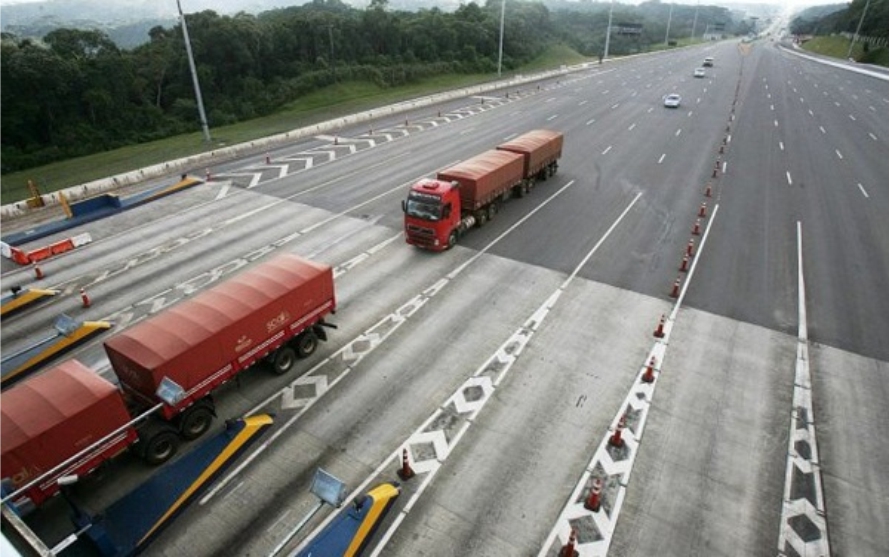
403,130 -> 563,251
0,253 -> 336,513
496,129 -> 563,182
105,252 -> 335,437
1,359 -> 139,512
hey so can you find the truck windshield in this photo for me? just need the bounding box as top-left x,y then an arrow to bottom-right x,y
405,192 -> 442,221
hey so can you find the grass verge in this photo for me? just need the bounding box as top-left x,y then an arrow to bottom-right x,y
1,45 -> 593,205
801,35 -> 889,66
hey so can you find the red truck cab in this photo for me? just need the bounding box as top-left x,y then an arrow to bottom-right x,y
403,178 -> 462,251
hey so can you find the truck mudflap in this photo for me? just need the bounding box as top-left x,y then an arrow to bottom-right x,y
59,414 -> 274,557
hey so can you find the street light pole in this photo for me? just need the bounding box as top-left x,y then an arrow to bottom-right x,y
497,0 -> 506,77
177,0 -> 211,143
603,0 -> 614,60
846,0 -> 871,60
329,24 -> 335,81
664,3 -> 673,45
690,0 -> 699,41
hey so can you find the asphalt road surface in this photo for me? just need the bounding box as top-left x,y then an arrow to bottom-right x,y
2,38 -> 886,557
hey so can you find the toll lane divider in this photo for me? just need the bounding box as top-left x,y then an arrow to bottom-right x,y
287,193 -> 642,557
200,179 -> 583,507
538,204 -> 720,557
1,176 -> 202,247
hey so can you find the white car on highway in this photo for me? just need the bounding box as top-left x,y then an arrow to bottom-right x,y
694,67 -> 706,78
663,93 -> 681,108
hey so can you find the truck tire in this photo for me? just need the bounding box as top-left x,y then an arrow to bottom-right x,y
271,346 -> 297,375
447,231 -> 458,249
487,203 -> 498,221
138,424 -> 180,465
295,330 -> 318,358
475,209 -> 488,227
179,402 -> 215,440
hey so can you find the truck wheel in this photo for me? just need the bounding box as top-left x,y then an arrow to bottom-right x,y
295,330 -> 318,358
447,231 -> 458,249
487,203 -> 498,221
179,403 -> 214,440
271,346 -> 297,375
475,209 -> 487,227
140,427 -> 179,465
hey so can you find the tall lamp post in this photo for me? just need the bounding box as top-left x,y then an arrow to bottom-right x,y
177,0 -> 211,143
664,3 -> 674,45
846,0 -> 871,60
690,0 -> 699,40
603,0 -> 614,60
497,0 -> 506,76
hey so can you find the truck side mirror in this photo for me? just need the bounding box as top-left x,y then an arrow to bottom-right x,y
401,200 -> 407,213
443,204 -> 451,219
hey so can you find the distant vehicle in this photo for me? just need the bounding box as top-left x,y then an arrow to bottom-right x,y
694,68 -> 706,78
663,93 -> 682,108
703,57 -> 714,67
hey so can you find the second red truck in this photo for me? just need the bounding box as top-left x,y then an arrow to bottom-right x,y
1,253 -> 335,513
402,129 -> 564,251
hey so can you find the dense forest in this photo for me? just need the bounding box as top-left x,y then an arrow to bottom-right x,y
789,0 -> 888,49
0,0 -> 750,174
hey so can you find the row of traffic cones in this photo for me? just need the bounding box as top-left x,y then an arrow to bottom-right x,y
560,79 -> 745,557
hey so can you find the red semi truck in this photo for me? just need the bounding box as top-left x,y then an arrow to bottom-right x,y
403,129 -> 563,251
1,253 -> 335,512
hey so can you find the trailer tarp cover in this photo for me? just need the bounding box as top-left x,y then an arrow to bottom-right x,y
1,359 -> 130,476
496,130 -> 564,177
103,254 -> 334,399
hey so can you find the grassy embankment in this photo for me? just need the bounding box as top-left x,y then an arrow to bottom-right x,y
1,44 -> 591,205
801,34 -> 889,67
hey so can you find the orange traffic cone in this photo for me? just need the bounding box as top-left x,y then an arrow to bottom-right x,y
397,448 -> 415,480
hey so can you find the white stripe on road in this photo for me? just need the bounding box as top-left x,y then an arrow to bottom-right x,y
857,183 -> 869,198
776,222 -> 831,556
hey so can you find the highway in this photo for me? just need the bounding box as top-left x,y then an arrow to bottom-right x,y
1,38 -> 886,557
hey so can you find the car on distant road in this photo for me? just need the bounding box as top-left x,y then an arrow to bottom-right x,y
663,93 -> 681,108
703,56 -> 714,67
694,67 -> 706,78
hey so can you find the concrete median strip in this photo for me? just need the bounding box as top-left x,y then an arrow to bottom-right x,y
776,222 -> 830,556
538,204 -> 720,557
